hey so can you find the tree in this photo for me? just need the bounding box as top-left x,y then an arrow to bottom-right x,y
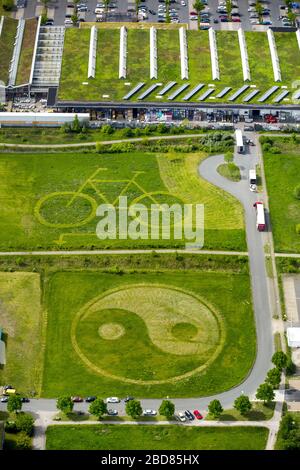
224,151 -> 234,163
159,400 -> 175,419
89,398 -> 107,420
234,395 -> 252,416
256,383 -> 275,404
266,368 -> 281,389
103,0 -> 110,20
72,114 -> 82,133
15,431 -> 31,450
16,413 -> 34,437
193,0 -> 205,29
208,399 -> 223,418
135,0 -> 141,15
272,351 -> 288,370
71,14 -> 79,26
56,396 -> 73,415
125,399 -> 143,419
7,395 -> 22,414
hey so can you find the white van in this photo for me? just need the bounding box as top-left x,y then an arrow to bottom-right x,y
249,169 -> 257,191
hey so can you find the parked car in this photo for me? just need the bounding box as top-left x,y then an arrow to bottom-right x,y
124,396 -> 134,403
85,396 -> 97,402
107,409 -> 118,416
193,410 -> 203,420
106,397 -> 120,403
143,409 -> 157,416
185,410 -> 195,421
71,396 -> 83,403
0,396 -> 8,403
177,411 -> 187,422
21,397 -> 30,403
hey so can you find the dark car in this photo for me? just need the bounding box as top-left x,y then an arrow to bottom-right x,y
21,397 -> 30,403
85,396 -> 97,403
124,396 -> 134,403
185,410 -> 195,421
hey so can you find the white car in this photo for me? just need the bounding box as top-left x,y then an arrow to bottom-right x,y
64,19 -> 73,24
143,409 -> 157,416
107,409 -> 118,416
250,184 -> 257,192
106,397 -> 120,403
177,411 -> 187,422
181,0 -> 186,5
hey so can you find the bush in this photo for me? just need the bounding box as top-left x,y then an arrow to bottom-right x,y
16,413 -> 34,437
269,146 -> 281,154
15,432 -> 31,450
2,0 -> 14,11
294,184 -> 300,200
5,420 -> 17,433
262,143 -> 271,152
101,125 -> 114,135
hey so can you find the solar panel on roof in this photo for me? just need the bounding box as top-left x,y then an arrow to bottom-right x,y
243,89 -> 260,103
182,84 -> 204,101
216,87 -> 231,98
273,90 -> 289,103
293,89 -> 300,100
258,86 -> 279,103
158,81 -> 177,96
168,84 -> 189,100
197,88 -> 215,101
137,84 -> 160,100
123,82 -> 145,100
228,85 -> 249,102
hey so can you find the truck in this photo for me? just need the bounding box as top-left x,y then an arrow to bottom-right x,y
249,169 -> 257,191
253,201 -> 266,231
235,129 -> 244,153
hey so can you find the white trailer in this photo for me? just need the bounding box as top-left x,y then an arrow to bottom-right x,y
235,129 -> 244,153
249,169 -> 257,191
253,201 -> 266,231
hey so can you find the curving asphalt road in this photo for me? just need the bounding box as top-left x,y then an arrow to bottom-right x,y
0,134 -> 274,415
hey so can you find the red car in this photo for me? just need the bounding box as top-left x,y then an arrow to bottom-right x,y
71,396 -> 83,403
193,410 -> 203,420
232,17 -> 241,22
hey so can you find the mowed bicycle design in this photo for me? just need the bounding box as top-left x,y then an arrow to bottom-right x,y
34,167 -> 185,241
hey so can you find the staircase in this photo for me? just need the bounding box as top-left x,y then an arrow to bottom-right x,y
31,26 -> 65,88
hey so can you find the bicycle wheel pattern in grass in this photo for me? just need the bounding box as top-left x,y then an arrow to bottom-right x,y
34,192 -> 98,229
71,284 -> 225,385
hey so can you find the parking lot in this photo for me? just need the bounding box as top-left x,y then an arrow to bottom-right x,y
13,0 -> 300,30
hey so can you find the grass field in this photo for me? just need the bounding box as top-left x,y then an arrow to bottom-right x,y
217,163 -> 241,182
41,269 -> 255,398
16,18 -> 37,86
263,137 -> 300,253
206,402 -> 275,421
0,151 -> 245,251
0,17 -> 17,84
46,424 -> 268,450
0,272 -> 44,395
57,27 -> 295,104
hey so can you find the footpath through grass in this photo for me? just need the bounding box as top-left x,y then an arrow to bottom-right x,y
262,136 -> 300,253
46,424 -> 269,450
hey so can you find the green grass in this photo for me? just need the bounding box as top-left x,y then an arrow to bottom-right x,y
57,28 -> 296,104
0,151 -> 245,251
42,269 -> 255,398
0,17 -> 17,84
187,30 -> 211,84
217,163 -> 241,182
275,32 -> 300,89
206,402 -> 275,421
16,19 -> 37,86
263,138 -> 300,253
245,31 -> 275,90
157,29 -> 180,82
0,272 -> 44,396
46,424 -> 269,450
217,31 -> 243,89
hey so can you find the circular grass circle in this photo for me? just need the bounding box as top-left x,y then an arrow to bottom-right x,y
98,322 -> 125,340
34,192 -> 98,228
71,284 -> 225,385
